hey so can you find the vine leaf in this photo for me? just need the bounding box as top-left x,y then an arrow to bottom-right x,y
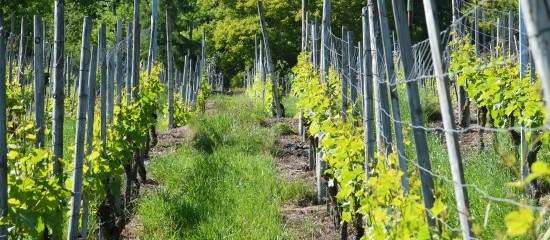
430,198 -> 445,217
505,207 -> 534,236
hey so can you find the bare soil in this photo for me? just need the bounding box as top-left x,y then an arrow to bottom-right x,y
154,125 -> 196,149
428,101 -> 494,153
120,180 -> 160,239
272,117 -> 344,240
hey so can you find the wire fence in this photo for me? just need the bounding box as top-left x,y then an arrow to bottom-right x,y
281,0 -> 550,238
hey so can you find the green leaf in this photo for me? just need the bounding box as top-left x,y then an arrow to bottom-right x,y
526,161 -> 550,182
8,151 -> 19,160
505,207 -> 534,236
430,198 -> 445,216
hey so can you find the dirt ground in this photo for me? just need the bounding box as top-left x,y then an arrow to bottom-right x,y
427,101 -> 495,153
265,117 -> 348,240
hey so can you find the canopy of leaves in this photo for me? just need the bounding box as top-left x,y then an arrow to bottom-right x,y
2,0 -> 459,86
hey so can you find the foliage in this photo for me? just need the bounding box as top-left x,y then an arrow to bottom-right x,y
2,0 -> 456,88
97,64 -> 162,182
166,74 -> 212,128
246,74 -> 283,116
0,63 -> 165,238
247,74 -> 273,115
449,33 -> 547,144
171,96 -> 191,127
450,34 -> 550,238
0,77 -> 69,238
196,76 -> 213,113
288,53 -> 458,239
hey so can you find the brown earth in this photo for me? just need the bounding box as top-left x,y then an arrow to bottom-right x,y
428,100 -> 494,153
268,117 -> 348,240
120,180 -> 159,240
154,125 -> 196,150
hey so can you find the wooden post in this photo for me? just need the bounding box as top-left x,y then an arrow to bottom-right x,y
66,57 -> 71,99
259,40 -> 265,83
126,22 -> 132,105
34,15 -> 45,148
355,40 -> 366,239
16,17 -> 26,87
520,0 -> 550,118
166,9 -> 174,128
99,24 -> 106,148
422,0 -> 473,238
147,16 -> 155,76
507,10 -> 514,55
452,0 -> 470,128
181,55 -> 189,102
7,14 -> 14,84
67,16 -> 92,240
489,17 -> 495,53
81,45 -> 98,240
192,60 -> 198,110
317,0 -> 331,205
474,0 -> 480,54
519,0 -> 529,193
320,0 -> 331,83
107,46 -> 115,124
131,0 -> 140,99
257,1 -> 282,118
115,20 -> 123,106
302,0 -> 308,50
341,26 -> 349,122
347,31 -> 358,123
390,0 -> 436,226
175,69 -> 179,91
497,17 -> 502,57
369,0 -> 392,157
151,0 -> 158,64
42,23 -> 46,71
199,28 -> 206,103
0,8 -> 8,239
312,16 -> 319,69
186,59 -> 193,106
362,7 -> 375,180
254,35 -> 258,76
52,0 -> 65,176
73,59 -> 79,112
376,0 -> 410,192
357,41 -> 363,97
305,12 -> 310,53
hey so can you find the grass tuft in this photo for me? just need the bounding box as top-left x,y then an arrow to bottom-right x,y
136,95 -> 298,239
273,122 -> 293,136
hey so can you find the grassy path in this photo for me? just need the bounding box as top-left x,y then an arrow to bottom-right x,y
130,95 -> 298,239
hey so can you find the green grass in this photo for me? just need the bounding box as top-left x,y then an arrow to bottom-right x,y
425,131 -> 525,239
282,96 -> 298,118
273,122 -> 293,136
62,116 -> 76,160
398,88 -> 534,239
136,95 -> 302,239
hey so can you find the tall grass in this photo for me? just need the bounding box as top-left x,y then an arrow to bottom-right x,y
400,87 -> 531,239
136,95 -> 300,239
282,96 -> 298,118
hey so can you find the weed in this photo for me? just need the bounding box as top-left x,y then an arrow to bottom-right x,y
273,122 -> 293,136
